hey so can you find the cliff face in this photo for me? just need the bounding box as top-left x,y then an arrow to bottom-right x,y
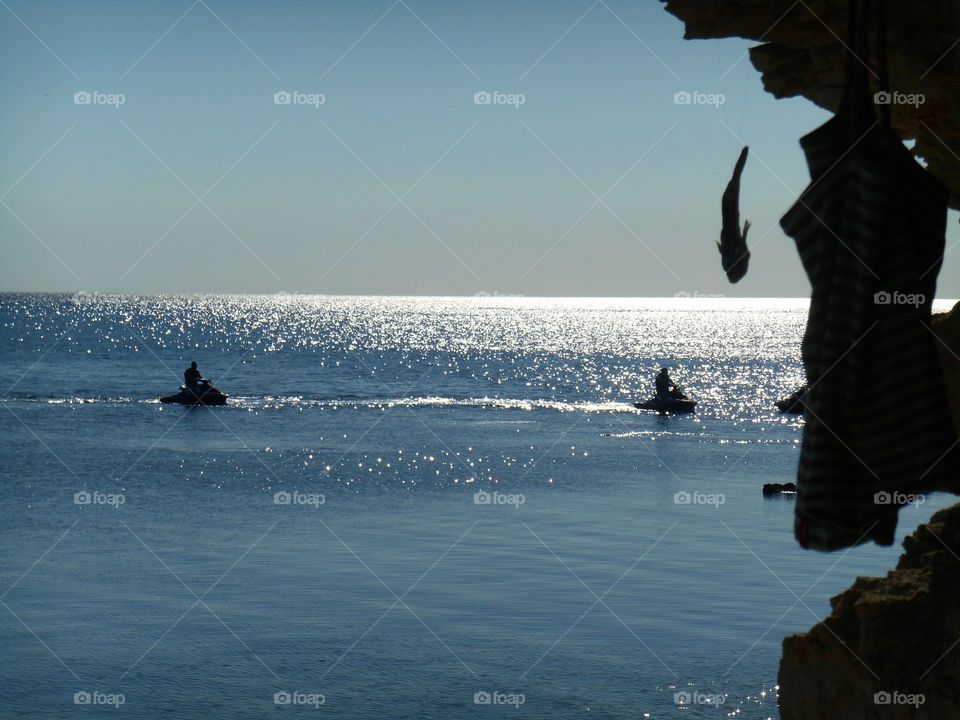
778,502 -> 960,719
661,6 -> 960,716
663,0 -> 960,209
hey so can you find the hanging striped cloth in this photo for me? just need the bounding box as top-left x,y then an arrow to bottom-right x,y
782,117 -> 960,551
778,0 -> 960,551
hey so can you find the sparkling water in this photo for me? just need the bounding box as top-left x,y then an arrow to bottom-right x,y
1,294 -> 952,719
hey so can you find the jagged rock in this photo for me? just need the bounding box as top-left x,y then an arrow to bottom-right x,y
778,503 -> 960,718
663,0 -> 960,209
763,482 -> 797,495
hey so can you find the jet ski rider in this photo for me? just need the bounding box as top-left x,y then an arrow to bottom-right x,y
655,367 -> 686,401
184,361 -> 208,389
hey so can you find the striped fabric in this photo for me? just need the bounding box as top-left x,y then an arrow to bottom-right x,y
780,117 -> 960,551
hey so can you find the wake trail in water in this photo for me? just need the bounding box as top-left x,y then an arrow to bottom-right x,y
1,393 -> 645,415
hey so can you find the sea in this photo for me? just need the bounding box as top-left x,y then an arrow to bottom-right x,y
0,293 -> 955,719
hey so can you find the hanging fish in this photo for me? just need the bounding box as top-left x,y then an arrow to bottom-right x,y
718,146 -> 751,283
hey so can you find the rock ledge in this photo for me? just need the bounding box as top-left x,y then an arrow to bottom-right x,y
778,503 -> 960,719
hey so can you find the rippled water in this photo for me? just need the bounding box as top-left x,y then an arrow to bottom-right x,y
0,294 -> 953,719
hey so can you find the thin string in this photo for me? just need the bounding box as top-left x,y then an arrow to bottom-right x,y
840,0 -> 876,146
875,0 -> 890,129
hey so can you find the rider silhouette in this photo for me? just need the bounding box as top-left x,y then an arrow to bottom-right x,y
655,368 -> 684,400
184,361 -> 204,388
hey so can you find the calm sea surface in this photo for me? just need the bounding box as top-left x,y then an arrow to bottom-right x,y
1,294 -> 954,719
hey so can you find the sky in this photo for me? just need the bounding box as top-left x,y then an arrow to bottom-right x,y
2,0 -> 958,298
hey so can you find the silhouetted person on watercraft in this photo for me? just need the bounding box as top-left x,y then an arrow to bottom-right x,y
184,361 -> 207,389
160,361 -> 227,405
655,368 -> 687,401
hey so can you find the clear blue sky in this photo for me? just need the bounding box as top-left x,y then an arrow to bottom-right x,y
2,0 -> 957,297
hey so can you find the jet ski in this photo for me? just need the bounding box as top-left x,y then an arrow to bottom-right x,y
633,396 -> 697,413
776,385 -> 807,414
160,383 -> 228,406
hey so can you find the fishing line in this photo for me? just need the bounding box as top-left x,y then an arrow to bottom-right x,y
714,39 -> 754,166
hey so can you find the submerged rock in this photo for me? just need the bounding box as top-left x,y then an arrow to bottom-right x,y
778,503 -> 960,718
762,482 -> 797,496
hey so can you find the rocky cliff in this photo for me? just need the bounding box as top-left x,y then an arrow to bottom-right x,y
778,501 -> 960,719
663,0 -> 960,209
661,3 -> 960,716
